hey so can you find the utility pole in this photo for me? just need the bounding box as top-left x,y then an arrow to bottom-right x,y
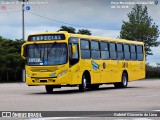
18,0 -> 28,41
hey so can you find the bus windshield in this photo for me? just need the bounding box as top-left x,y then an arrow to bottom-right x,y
27,43 -> 68,66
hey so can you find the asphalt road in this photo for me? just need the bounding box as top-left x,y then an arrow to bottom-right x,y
0,79 -> 160,119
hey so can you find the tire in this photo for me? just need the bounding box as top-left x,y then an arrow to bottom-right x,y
45,85 -> 54,93
79,74 -> 87,92
114,73 -> 128,88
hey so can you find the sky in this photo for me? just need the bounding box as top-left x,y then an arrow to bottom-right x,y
0,0 -> 160,66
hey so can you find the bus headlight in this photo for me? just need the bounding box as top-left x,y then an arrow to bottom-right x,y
58,70 -> 68,78
58,73 -> 63,78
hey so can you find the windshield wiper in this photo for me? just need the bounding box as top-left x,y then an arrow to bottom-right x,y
33,43 -> 42,59
47,42 -> 57,55
46,42 -> 57,61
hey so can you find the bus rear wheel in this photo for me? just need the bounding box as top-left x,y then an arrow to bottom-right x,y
79,74 -> 87,92
114,73 -> 128,88
45,85 -> 54,93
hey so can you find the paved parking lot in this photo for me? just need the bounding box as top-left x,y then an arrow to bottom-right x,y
0,79 -> 160,119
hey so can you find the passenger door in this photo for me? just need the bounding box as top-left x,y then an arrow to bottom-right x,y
69,37 -> 80,84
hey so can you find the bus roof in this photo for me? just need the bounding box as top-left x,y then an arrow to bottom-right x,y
69,33 -> 144,45
28,31 -> 144,45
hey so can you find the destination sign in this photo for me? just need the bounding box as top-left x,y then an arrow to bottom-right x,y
28,34 -> 66,41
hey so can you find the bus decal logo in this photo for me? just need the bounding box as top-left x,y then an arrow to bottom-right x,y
91,61 -> 99,70
50,72 -> 56,77
44,60 -> 48,65
29,58 -> 42,63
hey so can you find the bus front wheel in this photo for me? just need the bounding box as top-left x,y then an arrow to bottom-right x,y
45,85 -> 54,93
114,73 -> 128,88
79,74 -> 87,92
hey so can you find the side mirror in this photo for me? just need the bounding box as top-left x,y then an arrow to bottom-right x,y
72,44 -> 76,53
21,43 -> 27,59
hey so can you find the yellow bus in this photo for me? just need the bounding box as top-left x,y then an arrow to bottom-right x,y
21,31 -> 145,93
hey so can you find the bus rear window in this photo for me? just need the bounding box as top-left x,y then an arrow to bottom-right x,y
137,45 -> 143,53
137,45 -> 144,61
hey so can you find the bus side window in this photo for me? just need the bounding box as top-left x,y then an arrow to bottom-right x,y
131,45 -> 137,60
137,45 -> 143,61
91,40 -> 100,59
69,37 -> 79,66
124,44 -> 130,60
100,41 -> 109,60
117,43 -> 124,60
80,39 -> 91,59
110,42 -> 117,60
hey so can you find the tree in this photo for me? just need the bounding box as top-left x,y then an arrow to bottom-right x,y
58,26 -> 76,33
0,36 -> 25,82
77,29 -> 91,35
120,4 -> 159,56
156,63 -> 160,67
58,26 -> 92,35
